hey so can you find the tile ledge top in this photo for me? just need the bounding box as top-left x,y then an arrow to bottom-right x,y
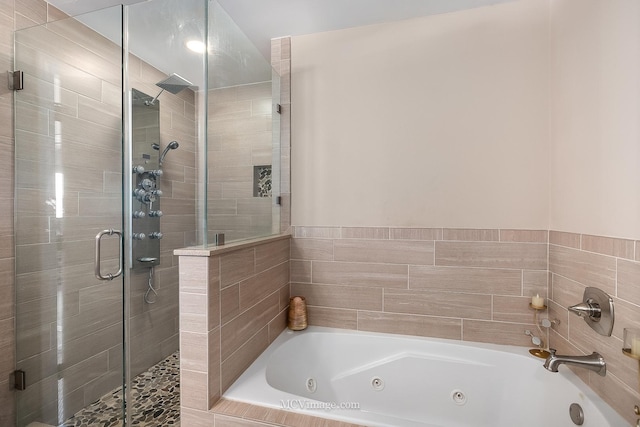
174,233 -> 291,257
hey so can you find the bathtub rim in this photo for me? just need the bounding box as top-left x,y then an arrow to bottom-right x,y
223,326 -> 629,427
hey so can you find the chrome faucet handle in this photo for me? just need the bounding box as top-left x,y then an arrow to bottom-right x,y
548,348 -> 556,356
568,300 -> 601,319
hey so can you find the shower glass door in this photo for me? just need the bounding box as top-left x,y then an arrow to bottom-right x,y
14,6 -> 126,426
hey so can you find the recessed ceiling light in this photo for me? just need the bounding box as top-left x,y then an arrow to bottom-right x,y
186,40 -> 205,53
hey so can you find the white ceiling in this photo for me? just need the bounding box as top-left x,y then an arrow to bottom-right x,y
46,0 -> 515,88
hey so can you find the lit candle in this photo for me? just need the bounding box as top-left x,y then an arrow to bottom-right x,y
531,294 -> 544,309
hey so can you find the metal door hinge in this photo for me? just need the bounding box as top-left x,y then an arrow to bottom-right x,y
14,370 -> 26,390
276,196 -> 282,205
8,70 -> 24,91
276,103 -> 282,114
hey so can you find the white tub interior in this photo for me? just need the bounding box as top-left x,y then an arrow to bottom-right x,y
224,327 -> 628,427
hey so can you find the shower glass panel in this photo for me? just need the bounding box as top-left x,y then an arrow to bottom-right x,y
14,6 -> 125,426
14,0 -> 281,424
207,1 -> 281,243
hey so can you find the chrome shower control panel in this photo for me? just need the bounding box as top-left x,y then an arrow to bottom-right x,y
131,156 -> 163,270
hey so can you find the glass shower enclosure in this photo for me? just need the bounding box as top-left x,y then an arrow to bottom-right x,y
13,0 -> 280,425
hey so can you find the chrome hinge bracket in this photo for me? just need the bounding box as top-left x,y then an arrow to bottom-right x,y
276,103 -> 282,114
8,70 -> 24,91
14,369 -> 26,390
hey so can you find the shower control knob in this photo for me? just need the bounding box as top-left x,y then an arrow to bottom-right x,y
132,233 -> 146,240
149,210 -> 163,217
133,211 -> 146,219
133,165 -> 145,174
151,189 -> 163,197
149,232 -> 163,240
150,169 -> 163,177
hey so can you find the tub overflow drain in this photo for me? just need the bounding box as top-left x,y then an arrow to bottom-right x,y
371,377 -> 385,391
306,378 -> 317,393
451,389 -> 467,405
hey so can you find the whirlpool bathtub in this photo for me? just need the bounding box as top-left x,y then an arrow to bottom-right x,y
223,327 -> 628,427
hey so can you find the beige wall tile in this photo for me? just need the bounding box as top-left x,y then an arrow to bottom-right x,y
436,241 -> 547,269
589,370 -> 640,427
290,260 -> 311,283
221,284 -> 240,324
291,238 -> 333,261
180,408 -> 215,426
307,306 -> 357,329
581,234 -> 635,259
611,298 -> 640,342
385,290 -> 491,320
15,0 -> 46,25
181,332 -> 208,372
357,311 -> 461,340
255,238 -> 290,273
390,227 -> 442,241
409,265 -> 521,295
522,270 -> 548,298
500,229 -> 548,243
291,282 -> 382,311
334,239 -> 434,265
211,398 -> 252,417
181,369 -> 209,411
239,261 -> 289,311
340,227 -> 389,239
492,296 -> 536,323
549,230 -> 581,249
547,300 -> 569,339
294,226 -> 341,239
443,228 -> 499,241
179,256 -> 209,294
180,292 -> 207,333
221,294 -> 279,360
312,261 -> 407,288
209,328 -> 221,406
617,259 -> 640,305
268,307 -> 287,343
244,404 -> 288,424
214,414 -> 273,427
550,274 -> 584,310
462,320 -> 533,346
549,245 -> 616,294
220,248 -> 255,288
221,327 -> 269,392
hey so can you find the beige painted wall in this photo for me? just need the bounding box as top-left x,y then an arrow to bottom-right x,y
291,0 -> 550,229
549,0 -> 640,240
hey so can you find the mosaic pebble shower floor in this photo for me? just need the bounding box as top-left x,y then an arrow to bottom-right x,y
61,352 -> 180,427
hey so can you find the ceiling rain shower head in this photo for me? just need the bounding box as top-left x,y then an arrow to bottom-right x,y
145,73 -> 193,106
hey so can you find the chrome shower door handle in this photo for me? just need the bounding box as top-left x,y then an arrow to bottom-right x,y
95,229 -> 123,280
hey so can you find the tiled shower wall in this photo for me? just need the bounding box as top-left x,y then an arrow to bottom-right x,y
177,236 -> 290,424
208,81 -> 276,242
290,227 -> 549,347
548,231 -> 640,425
9,6 -> 196,425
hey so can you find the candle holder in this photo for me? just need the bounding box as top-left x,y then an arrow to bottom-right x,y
622,328 -> 640,360
529,303 -> 547,311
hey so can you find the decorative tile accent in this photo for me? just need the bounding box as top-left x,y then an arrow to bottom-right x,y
253,165 -> 272,198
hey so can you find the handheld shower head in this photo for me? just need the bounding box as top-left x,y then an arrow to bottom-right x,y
159,141 -> 179,165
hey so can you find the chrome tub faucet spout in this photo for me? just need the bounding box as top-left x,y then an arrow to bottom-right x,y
543,348 -> 606,376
